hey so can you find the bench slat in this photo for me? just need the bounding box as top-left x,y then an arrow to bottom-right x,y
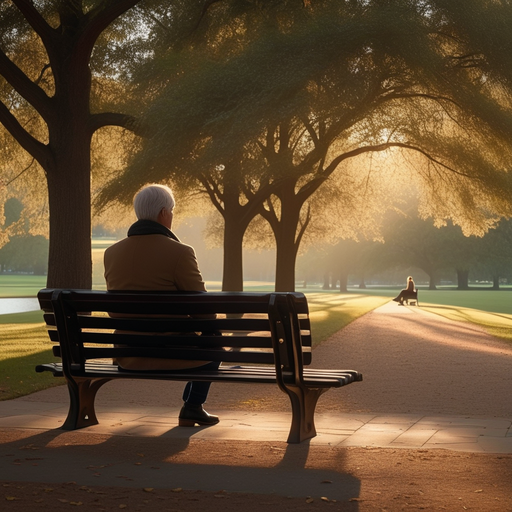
81,347 -> 276,364
36,362 -> 358,387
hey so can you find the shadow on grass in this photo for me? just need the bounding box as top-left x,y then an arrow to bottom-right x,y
0,350 -> 62,401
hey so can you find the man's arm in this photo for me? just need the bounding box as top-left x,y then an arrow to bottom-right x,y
174,244 -> 207,292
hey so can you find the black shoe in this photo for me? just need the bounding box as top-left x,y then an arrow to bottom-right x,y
178,404 -> 219,427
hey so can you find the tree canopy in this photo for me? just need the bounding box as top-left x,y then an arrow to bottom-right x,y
98,0 -> 512,290
3,0 -> 512,290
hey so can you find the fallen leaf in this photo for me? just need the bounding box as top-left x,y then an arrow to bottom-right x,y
119,505 -> 127,509
6,497 -> 19,501
320,497 -> 329,502
143,488 -> 154,493
305,498 -> 314,503
70,502 -> 83,506
171,488 -> 182,493
474,490 -> 483,493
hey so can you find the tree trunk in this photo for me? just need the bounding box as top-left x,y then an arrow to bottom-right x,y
217,166 -> 264,292
339,271 -> 348,292
275,222 -> 299,291
45,36 -> 93,289
322,273 -> 330,290
270,182 -> 305,292
46,137 -> 92,289
492,275 -> 500,290
221,218 -> 245,291
456,269 -> 469,290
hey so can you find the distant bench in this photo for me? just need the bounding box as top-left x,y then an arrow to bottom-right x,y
36,289 -> 362,443
403,289 -> 419,306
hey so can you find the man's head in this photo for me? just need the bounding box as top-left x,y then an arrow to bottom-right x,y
133,184 -> 175,228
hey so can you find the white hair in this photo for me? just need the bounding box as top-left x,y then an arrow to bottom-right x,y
133,184 -> 175,221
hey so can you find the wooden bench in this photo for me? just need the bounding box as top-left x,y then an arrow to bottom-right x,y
36,289 -> 362,443
403,289 -> 419,306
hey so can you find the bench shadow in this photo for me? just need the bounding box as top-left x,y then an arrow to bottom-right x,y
0,427 -> 361,505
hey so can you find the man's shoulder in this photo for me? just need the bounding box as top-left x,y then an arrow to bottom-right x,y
106,235 -> 194,252
104,237 -> 129,253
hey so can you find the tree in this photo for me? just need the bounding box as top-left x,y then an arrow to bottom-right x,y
0,0 -> 151,288
1,0 -> 227,288
0,234 -> 49,274
472,220 -> 512,289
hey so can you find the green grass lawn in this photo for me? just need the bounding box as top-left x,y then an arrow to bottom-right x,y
304,291 -> 390,346
0,275 -> 47,297
0,310 -> 61,401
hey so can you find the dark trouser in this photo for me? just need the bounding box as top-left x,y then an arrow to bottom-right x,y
181,361 -> 220,405
394,291 -> 406,303
394,290 -> 414,303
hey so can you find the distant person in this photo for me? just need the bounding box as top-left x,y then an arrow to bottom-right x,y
104,183 -> 220,427
393,276 -> 416,305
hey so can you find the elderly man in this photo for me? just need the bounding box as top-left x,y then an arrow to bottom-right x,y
104,184 -> 219,427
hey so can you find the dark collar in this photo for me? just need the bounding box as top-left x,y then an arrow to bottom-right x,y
127,219 -> 180,242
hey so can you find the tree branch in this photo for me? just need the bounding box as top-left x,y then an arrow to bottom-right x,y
4,158 -> 36,186
295,203 -> 311,250
198,173 -> 225,215
0,51 -> 53,123
0,100 -> 50,167
83,0 -> 142,44
297,141 -> 473,206
88,111 -> 146,136
10,0 -> 54,47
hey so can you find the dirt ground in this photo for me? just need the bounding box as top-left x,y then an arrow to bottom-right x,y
2,440 -> 512,511
3,303 -> 512,511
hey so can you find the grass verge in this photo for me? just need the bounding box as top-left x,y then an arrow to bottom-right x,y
0,311 -> 61,401
0,275 -> 47,297
305,291 -> 390,346
418,304 -> 512,342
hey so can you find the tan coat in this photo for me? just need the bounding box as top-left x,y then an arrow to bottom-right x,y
104,234 -> 206,293
104,234 -> 207,370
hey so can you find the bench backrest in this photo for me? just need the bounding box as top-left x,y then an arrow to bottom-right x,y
37,289 -> 312,372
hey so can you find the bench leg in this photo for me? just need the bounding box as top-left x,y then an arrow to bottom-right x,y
61,378 -> 111,430
285,386 -> 328,443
